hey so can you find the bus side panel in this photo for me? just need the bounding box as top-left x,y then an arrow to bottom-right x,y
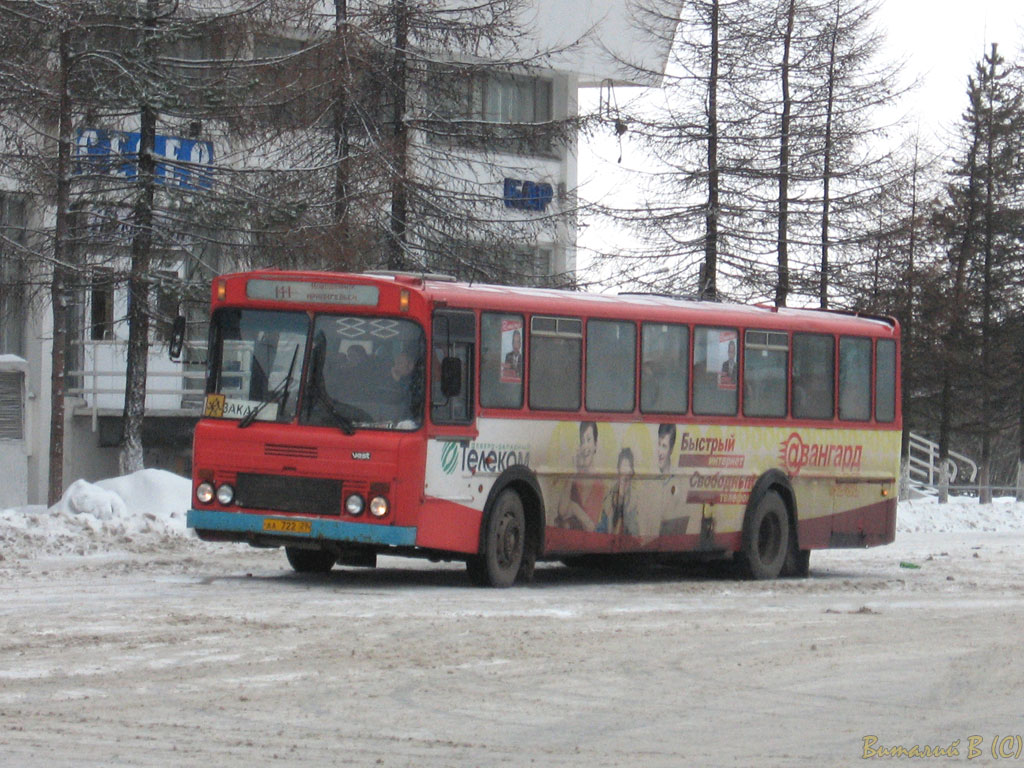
827,497 -> 897,547
796,514 -> 832,550
415,499 -> 482,554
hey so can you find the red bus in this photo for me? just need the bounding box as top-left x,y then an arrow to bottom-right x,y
185,270 -> 900,586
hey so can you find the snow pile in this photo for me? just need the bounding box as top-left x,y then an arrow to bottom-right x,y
897,495 -> 1024,534
3,469 -> 1024,561
0,469 -> 192,560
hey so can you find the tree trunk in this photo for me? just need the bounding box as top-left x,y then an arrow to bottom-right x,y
1018,324 -> 1024,501
333,0 -> 351,264
775,0 -> 795,308
47,27 -> 73,505
978,45 -> 997,505
818,0 -> 839,309
702,0 -> 720,301
120,1 -> 159,475
386,0 -> 409,271
1016,459 -> 1024,503
900,137 -> 920,466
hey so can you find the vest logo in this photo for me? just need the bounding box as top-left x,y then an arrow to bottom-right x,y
351,451 -> 371,460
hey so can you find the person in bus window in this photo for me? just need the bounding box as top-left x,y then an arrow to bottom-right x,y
598,447 -> 638,535
554,421 -> 605,531
720,339 -> 737,385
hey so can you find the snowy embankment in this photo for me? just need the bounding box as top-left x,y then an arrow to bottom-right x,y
1,471 -> 1023,560
0,469 -> 191,559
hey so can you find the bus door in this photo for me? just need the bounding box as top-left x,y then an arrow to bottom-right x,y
430,309 -> 475,426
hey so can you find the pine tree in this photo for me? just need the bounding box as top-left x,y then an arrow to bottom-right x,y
934,43 -> 1024,502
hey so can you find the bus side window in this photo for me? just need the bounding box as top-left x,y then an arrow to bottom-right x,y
875,339 -> 897,422
792,333 -> 834,420
529,316 -> 582,411
693,326 -> 738,416
743,330 -> 788,418
586,319 -> 635,412
640,323 -> 688,414
839,336 -> 872,421
431,310 -> 475,425
480,312 -> 524,409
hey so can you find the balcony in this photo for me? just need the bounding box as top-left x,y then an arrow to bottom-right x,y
67,338 -> 206,430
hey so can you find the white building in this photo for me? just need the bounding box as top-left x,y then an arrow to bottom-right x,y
0,0 -> 679,504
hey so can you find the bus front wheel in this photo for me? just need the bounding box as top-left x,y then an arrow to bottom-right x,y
466,489 -> 525,588
738,490 -> 789,580
285,546 -> 336,574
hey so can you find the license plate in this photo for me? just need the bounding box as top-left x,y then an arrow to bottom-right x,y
263,518 -> 312,534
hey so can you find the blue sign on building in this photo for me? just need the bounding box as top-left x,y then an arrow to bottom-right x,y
503,178 -> 554,212
74,129 -> 214,190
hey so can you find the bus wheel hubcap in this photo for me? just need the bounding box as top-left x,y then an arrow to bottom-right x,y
496,513 -> 521,569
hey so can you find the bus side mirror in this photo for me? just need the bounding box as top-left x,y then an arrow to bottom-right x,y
168,315 -> 186,361
441,357 -> 462,398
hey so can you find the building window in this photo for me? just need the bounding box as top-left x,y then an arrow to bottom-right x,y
430,69 -> 555,155
90,268 -> 116,341
483,75 -> 552,123
153,269 -> 180,343
0,194 -> 27,356
0,371 -> 23,440
509,246 -> 553,285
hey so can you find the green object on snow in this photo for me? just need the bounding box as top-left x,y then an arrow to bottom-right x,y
899,561 -> 921,569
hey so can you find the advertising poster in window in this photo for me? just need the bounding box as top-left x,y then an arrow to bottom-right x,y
500,319 -> 523,383
711,330 -> 738,390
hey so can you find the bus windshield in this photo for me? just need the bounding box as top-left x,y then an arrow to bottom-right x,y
209,308 -> 308,424
302,314 -> 426,432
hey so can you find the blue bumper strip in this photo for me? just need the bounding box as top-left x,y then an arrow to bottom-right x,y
187,508 -> 418,547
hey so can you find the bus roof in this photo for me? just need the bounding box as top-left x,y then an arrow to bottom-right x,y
225,270 -> 899,338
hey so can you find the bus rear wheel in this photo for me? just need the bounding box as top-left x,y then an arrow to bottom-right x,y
738,490 -> 789,580
466,489 -> 525,588
285,546 -> 336,574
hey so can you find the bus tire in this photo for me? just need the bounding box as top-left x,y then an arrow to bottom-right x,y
738,490 -> 789,580
285,546 -> 336,574
466,488 -> 525,588
784,547 -> 811,578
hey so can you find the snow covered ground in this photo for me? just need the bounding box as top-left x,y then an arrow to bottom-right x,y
2,469 -> 1022,560
3,474 -> 1024,767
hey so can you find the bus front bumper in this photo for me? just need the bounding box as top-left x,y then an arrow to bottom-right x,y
187,508 -> 418,547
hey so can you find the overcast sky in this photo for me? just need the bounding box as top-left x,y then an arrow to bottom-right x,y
577,0 -> 1024,281
879,0 -> 1023,135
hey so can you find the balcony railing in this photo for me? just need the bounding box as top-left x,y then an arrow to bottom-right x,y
67,338 -> 207,430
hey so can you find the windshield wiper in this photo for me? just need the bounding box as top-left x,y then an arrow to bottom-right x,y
302,337 -> 357,435
309,381 -> 357,435
238,344 -> 299,429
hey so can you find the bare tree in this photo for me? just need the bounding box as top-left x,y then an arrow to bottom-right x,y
237,0 -> 588,285
589,0 -> 773,299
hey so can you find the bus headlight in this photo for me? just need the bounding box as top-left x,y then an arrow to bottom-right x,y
216,484 -> 235,505
196,482 -> 215,504
369,496 -> 389,518
345,494 -> 365,516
